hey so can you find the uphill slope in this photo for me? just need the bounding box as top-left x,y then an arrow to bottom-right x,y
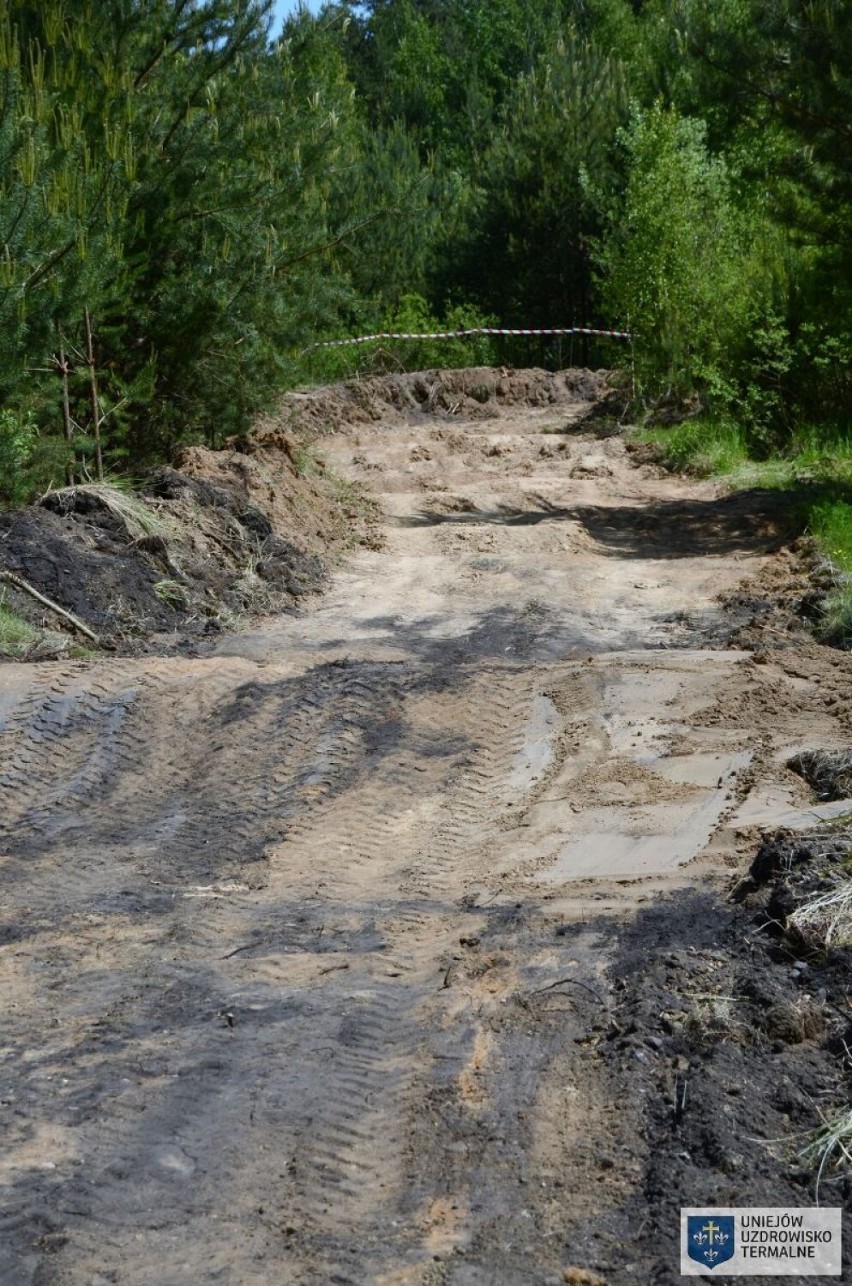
1,369 -> 850,1285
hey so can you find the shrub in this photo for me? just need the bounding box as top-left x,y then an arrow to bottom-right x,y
0,409 -> 37,506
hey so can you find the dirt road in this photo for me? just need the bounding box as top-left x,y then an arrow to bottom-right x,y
1,371 -> 850,1284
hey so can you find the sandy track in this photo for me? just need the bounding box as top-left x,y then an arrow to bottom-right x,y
1,375 -> 850,1284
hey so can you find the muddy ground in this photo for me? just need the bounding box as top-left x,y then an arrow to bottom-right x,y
0,368 -> 850,1285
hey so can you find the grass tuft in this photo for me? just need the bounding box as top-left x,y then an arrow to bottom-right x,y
787,881 -> 852,951
633,415 -> 749,476
153,579 -> 188,609
799,1105 -> 852,1203
807,501 -> 852,644
0,600 -> 87,660
0,603 -> 41,657
788,749 -> 852,801
43,483 -> 170,543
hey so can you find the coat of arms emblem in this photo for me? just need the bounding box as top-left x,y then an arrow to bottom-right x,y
687,1215 -> 736,1269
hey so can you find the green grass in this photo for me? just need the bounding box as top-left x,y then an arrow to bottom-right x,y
808,500 -> 852,643
291,445 -> 323,479
810,499 -> 852,572
634,416 -> 852,644
635,415 -> 750,476
0,603 -> 41,657
0,597 -> 96,660
153,578 -> 188,609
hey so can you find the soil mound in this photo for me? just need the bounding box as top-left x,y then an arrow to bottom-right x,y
259,366 -> 611,438
0,437 -> 376,656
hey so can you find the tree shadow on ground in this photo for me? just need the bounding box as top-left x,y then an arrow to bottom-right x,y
398,487 -> 817,559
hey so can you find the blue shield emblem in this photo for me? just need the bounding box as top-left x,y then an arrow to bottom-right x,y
687,1215 -> 735,1270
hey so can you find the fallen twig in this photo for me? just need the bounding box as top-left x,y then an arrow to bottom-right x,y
221,941 -> 260,960
0,570 -> 100,644
531,977 -> 605,1004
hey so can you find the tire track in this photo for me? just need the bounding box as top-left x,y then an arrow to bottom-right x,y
282,979 -> 419,1248
1,371 -> 808,1285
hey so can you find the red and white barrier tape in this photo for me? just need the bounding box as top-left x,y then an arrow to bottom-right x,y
308,325 -> 630,350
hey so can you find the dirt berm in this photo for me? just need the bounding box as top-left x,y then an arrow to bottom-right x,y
0,432 -> 377,655
0,366 -> 850,1284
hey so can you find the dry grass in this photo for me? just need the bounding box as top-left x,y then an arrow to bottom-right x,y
787,881 -> 852,950
799,1106 -> 852,1202
680,992 -> 751,1046
41,483 -> 171,543
788,749 -> 852,802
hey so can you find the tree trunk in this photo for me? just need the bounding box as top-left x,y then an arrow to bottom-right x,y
58,337 -> 75,485
84,308 -> 104,482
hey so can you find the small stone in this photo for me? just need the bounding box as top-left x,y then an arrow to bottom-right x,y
563,1269 -> 608,1286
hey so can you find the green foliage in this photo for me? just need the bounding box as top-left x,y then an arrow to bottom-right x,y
328,120 -> 451,316
446,27 -> 627,333
380,294 -> 498,370
0,0 -> 847,494
0,0 -> 370,482
598,105 -> 749,399
298,292 -> 498,382
631,0 -> 852,433
0,409 -> 37,504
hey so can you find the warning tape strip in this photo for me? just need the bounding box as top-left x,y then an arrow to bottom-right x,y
308,325 -> 631,350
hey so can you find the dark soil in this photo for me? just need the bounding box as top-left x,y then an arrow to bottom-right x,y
719,539 -> 839,653
593,828 -> 852,1284
0,506 -> 177,637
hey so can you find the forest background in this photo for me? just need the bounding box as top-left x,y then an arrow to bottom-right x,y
0,0 -> 849,625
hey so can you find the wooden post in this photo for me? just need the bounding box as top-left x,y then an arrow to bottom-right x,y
84,307 -> 104,482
